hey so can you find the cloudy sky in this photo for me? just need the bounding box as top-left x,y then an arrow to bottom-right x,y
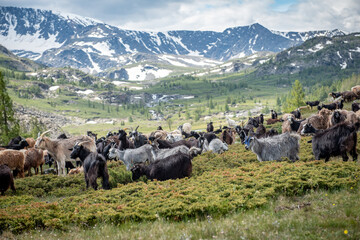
1,0 -> 360,32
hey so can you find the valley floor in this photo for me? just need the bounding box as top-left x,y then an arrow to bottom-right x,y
5,186 -> 360,240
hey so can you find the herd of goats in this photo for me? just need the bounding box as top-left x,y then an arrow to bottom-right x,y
1,86 -> 360,195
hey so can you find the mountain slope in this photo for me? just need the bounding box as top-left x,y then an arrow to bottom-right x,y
0,6 -> 346,77
0,44 -> 44,71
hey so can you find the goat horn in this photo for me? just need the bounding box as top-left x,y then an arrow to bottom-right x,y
40,130 -> 51,138
135,125 -> 139,131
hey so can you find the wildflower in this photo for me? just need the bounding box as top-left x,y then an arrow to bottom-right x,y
333,203 -> 335,206
344,230 -> 348,235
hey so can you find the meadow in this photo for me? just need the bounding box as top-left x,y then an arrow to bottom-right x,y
0,134 -> 359,239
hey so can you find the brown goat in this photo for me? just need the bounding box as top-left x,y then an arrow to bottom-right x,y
25,138 -> 35,149
298,108 -> 332,134
351,85 -> 360,96
0,150 -> 25,178
266,118 -> 280,125
24,148 -> 46,176
35,131 -> 96,176
220,128 -> 236,145
0,165 -> 16,195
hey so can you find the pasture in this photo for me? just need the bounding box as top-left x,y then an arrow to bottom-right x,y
0,135 -> 359,239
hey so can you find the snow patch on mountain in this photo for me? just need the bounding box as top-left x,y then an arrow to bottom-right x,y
126,65 -> 172,81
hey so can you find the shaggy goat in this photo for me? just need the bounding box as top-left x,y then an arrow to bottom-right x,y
351,85 -> 360,96
297,108 -> 332,134
107,144 -> 155,170
220,128 -> 236,145
70,142 -> 110,190
301,122 -> 358,162
352,102 -> 360,112
290,109 -> 301,119
199,137 -> 228,154
0,165 -> 16,195
0,150 -> 25,177
131,153 -> 192,181
24,148 -> 46,176
35,131 -> 96,176
244,132 -> 300,162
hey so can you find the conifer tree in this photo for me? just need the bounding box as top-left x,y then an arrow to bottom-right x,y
0,72 -> 20,144
284,80 -> 305,112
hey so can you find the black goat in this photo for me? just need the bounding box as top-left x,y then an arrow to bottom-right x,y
129,126 -> 148,148
0,165 -> 16,195
131,153 -> 192,181
270,110 -> 278,119
306,101 -> 320,109
207,122 -> 214,132
337,99 -> 344,110
301,122 -> 358,162
352,102 -> 360,112
1,139 -> 29,150
319,103 -> 337,111
7,136 -> 22,146
87,131 -> 97,141
117,129 -> 135,150
289,117 -> 306,132
57,133 -> 68,139
201,132 -> 218,143
290,109 -> 301,119
70,142 -> 110,190
247,117 -> 260,128
330,92 -> 342,99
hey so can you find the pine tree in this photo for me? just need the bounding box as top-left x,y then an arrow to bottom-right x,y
0,72 -> 20,144
284,80 -> 305,112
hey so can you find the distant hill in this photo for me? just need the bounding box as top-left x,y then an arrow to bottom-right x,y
0,44 -> 44,71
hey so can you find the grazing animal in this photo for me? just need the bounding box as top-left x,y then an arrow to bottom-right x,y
266,118 -> 280,125
301,122 -> 358,162
288,117 -> 306,132
306,100 -> 320,109
155,138 -> 199,149
129,126 -> 148,148
0,150 -> 25,178
108,144 -> 156,170
1,139 -> 29,150
131,153 -> 192,181
25,138 -> 35,149
178,123 -> 192,134
117,129 -> 135,150
220,128 -> 236,145
226,117 -> 237,128
0,165 -> 16,195
290,108 -> 301,119
264,128 -> 279,138
70,142 -> 110,190
23,148 -> 46,176
244,132 -> 300,162
57,133 -> 68,139
35,130 -> 96,176
213,126 -> 223,134
68,166 -> 84,175
341,91 -> 358,102
319,102 -> 338,111
270,110 -> 278,119
207,122 -> 214,132
87,131 -> 98,141
330,92 -> 342,99
252,124 -> 267,138
247,117 -> 260,128
329,110 -> 358,128
352,102 -> 360,112
337,99 -> 344,110
199,137 -> 228,154
351,85 -> 360,96
253,114 -> 264,125
298,108 -> 332,134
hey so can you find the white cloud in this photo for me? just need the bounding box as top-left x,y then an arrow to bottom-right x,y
1,0 -> 360,32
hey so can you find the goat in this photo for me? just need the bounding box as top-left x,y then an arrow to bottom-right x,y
244,132 -> 300,162
319,102 -> 337,111
166,133 -> 183,143
129,126 -> 148,148
25,138 -> 35,149
220,128 -> 236,145
107,144 -> 155,170
0,165 -> 16,195
306,100 -> 320,109
70,142 -> 110,190
213,126 -> 223,134
0,150 -> 25,178
178,123 -> 192,134
151,143 -> 201,160
288,117 -> 306,132
298,108 -> 332,134
87,131 -> 98,141
247,117 -> 260,128
117,129 -> 135,150
341,91 -> 358,102
351,85 -> 360,96
253,114 -> 264,125
352,102 -> 360,112
154,138 -> 199,149
226,117 -> 237,128
301,122 -> 358,162
57,133 -> 68,139
330,92 -> 342,99
35,130 -> 96,176
207,122 -> 214,132
202,132 -> 218,144
290,108 -> 301,119
270,110 -> 278,119
1,139 -> 29,150
131,153 -> 192,181
329,110 -> 358,128
7,136 -> 22,146
337,99 -> 344,110
199,137 -> 228,154
24,148 -> 46,176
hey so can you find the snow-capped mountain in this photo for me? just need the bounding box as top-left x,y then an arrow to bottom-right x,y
0,6 -> 346,79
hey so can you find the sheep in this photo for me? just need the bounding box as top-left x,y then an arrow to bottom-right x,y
0,165 -> 16,195
0,150 -> 25,178
351,85 -> 360,96
70,142 -> 110,190
107,144 -> 155,170
35,130 -> 96,176
244,132 -> 300,162
301,122 -> 358,162
199,137 -> 228,154
23,148 -> 46,176
179,123 -> 192,134
131,153 -> 192,181
306,100 -> 320,109
226,116 -> 237,128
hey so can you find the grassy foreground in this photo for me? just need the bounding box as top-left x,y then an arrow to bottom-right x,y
0,136 -> 360,239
